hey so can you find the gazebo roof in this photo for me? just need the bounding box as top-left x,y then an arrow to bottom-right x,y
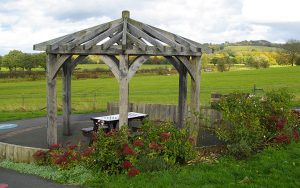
34,11 -> 211,56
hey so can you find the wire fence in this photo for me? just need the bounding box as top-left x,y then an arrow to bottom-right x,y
0,91 -> 115,112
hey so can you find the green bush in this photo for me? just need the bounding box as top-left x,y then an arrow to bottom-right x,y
295,55 -> 300,66
215,90 -> 299,158
88,121 -> 196,176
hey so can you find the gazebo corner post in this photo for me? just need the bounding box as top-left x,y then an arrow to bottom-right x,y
46,53 -> 58,146
190,56 -> 202,121
178,64 -> 188,129
119,54 -> 129,128
62,57 -> 72,136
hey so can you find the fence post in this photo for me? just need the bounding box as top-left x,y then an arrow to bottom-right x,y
93,92 -> 96,111
21,93 -> 25,109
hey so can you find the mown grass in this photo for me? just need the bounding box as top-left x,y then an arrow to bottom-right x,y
0,66 -> 299,122
1,142 -> 299,187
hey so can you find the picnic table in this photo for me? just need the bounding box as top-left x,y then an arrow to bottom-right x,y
82,112 -> 148,143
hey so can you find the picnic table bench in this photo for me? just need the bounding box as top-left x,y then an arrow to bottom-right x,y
81,112 -> 148,143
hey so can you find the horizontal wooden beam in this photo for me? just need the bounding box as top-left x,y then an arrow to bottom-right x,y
47,45 -> 202,56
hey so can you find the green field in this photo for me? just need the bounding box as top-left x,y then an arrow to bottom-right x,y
224,45 -> 281,52
0,66 -> 299,115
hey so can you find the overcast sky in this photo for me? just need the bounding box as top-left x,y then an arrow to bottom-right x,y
0,0 -> 299,55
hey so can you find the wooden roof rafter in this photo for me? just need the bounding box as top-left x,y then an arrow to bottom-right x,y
34,11 -> 211,56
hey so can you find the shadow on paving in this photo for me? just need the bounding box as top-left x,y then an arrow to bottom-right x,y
0,113 -> 106,148
0,167 -> 79,188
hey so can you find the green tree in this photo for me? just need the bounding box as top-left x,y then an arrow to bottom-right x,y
281,39 -> 300,66
2,50 -> 23,72
33,53 -> 46,70
21,53 -> 37,71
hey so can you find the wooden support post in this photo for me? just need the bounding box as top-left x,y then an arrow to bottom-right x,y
119,55 -> 129,128
62,57 -> 72,136
46,54 -> 58,146
190,56 -> 201,114
178,64 -> 187,128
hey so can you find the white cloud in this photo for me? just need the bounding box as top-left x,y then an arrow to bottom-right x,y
242,0 -> 300,23
0,0 -> 299,55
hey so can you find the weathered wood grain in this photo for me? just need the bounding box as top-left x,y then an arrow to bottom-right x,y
0,142 -> 48,163
50,55 -> 71,80
100,55 -> 121,80
47,54 -> 58,146
127,55 -> 149,81
62,58 -> 72,136
83,23 -> 123,50
119,55 -> 129,128
178,64 -> 188,128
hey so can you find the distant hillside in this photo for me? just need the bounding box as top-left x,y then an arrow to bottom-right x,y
207,40 -> 281,52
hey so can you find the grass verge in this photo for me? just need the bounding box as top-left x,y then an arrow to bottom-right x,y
1,142 -> 299,187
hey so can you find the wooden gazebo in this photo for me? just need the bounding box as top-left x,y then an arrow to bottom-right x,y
33,10 -> 211,146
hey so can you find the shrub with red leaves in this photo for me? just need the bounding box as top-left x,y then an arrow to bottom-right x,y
49,144 -> 60,150
122,144 -> 135,155
128,167 -> 140,177
122,160 -> 132,169
68,144 -> 78,150
148,141 -> 160,150
33,150 -> 47,161
293,129 -> 299,141
54,155 -> 67,165
274,134 -> 290,144
275,118 -> 287,130
82,147 -> 93,157
160,132 -> 171,141
133,139 -> 144,147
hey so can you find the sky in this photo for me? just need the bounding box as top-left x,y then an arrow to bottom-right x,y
0,0 -> 300,55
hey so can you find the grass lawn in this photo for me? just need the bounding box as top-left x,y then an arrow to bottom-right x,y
1,142 -> 299,187
0,66 -> 299,122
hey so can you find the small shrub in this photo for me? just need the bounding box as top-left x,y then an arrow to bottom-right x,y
89,121 -> 196,176
215,90 -> 299,159
33,142 -> 89,170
